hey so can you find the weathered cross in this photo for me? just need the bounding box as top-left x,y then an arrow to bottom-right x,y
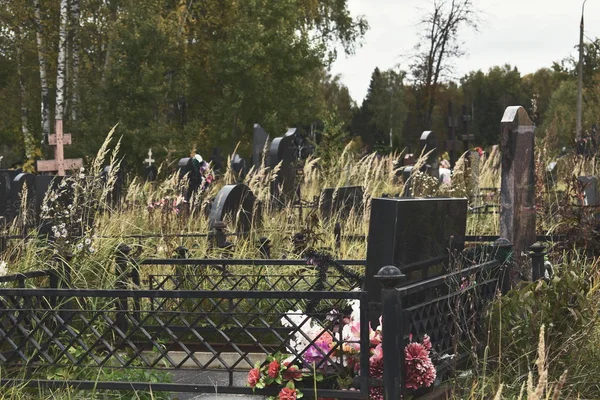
145,149 -> 155,167
37,120 -> 83,176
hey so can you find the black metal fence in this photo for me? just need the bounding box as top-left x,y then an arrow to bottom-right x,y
0,287 -> 370,398
377,240 -> 512,399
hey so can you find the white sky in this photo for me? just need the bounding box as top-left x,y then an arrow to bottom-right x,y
330,0 -> 600,103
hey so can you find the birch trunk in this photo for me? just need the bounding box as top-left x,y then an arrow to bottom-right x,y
16,26 -> 35,162
33,0 -> 51,139
70,0 -> 80,121
55,0 -> 69,121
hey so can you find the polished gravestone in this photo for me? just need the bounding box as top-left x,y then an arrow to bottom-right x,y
208,184 -> 257,235
319,186 -> 364,219
269,128 -> 299,205
364,197 -> 468,318
253,124 -> 270,170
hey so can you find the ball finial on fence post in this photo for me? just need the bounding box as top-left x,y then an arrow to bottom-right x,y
529,242 -> 546,281
375,265 -> 406,288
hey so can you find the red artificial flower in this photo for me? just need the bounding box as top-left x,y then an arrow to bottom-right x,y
268,359 -> 281,378
283,363 -> 303,381
279,386 -> 297,400
247,367 -> 260,388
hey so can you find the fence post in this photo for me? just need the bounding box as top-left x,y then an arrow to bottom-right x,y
375,265 -> 406,400
115,244 -> 132,332
334,222 -> 341,252
492,238 -> 513,294
530,242 -> 546,281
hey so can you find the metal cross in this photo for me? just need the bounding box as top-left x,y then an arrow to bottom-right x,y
145,149 -> 155,167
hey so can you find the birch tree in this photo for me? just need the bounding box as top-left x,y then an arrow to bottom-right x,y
15,25 -> 36,164
55,0 -> 69,122
33,0 -> 51,139
70,0 -> 80,121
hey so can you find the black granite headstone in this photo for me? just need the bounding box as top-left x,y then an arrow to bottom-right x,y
101,166 -> 124,207
231,154 -> 248,179
253,124 -> 270,170
364,197 -> 467,314
177,157 -> 202,201
208,184 -> 257,235
210,147 -> 225,174
10,173 -> 36,230
419,131 -> 439,180
269,128 -> 298,205
144,165 -> 158,182
319,186 -> 364,218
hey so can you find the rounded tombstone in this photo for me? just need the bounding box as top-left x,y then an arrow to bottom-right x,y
177,157 -> 194,180
208,184 -> 258,235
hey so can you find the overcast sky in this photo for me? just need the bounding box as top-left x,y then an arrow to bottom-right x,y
330,0 -> 600,103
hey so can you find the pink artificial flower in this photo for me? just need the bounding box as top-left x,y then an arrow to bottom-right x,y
404,336 -> 436,390
279,387 -> 297,400
268,359 -> 280,378
247,368 -> 260,388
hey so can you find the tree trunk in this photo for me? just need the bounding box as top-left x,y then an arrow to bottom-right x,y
55,0 -> 69,122
16,26 -> 35,163
33,0 -> 51,140
70,0 -> 80,121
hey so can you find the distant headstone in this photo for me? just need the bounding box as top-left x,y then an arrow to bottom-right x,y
500,106 -> 536,273
403,154 -> 415,167
0,170 -> 21,224
144,149 -> 157,182
319,186 -> 364,218
578,176 -> 598,207
10,173 -> 36,230
101,166 -> 124,207
419,131 -> 439,180
231,154 -> 248,179
269,128 -> 299,205
210,147 -> 225,173
178,157 -> 202,201
364,197 -> 467,319
253,124 -> 270,170
208,184 -> 257,235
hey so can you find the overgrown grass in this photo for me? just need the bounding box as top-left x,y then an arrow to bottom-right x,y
1,130 -> 600,399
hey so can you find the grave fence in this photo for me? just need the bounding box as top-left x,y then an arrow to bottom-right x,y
0,236 -> 521,398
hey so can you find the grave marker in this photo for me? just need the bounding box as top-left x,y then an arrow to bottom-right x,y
36,120 -> 83,176
500,106 -> 536,275
208,184 -> 257,236
253,124 -> 270,169
364,197 -> 468,319
319,186 -> 364,219
210,147 -> 225,173
419,131 -> 439,180
144,149 -> 158,182
231,154 -> 248,179
10,173 -> 36,232
445,101 -> 462,167
269,128 -> 298,205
